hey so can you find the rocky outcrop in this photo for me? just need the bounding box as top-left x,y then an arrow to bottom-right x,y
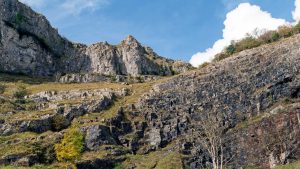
0,154 -> 39,167
0,88 -> 128,136
57,73 -> 161,83
231,108 -> 300,168
81,125 -> 117,151
86,36 -> 169,76
77,158 -> 124,169
0,0 -> 192,79
29,88 -> 129,102
0,0 -> 90,76
128,34 -> 300,168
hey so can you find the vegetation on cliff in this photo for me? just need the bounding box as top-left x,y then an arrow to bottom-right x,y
198,23 -> 300,68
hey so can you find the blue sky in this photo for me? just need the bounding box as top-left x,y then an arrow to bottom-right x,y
20,0 -> 295,65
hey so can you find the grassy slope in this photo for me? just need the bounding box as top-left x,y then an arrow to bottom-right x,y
0,73 -> 179,169
275,161 -> 300,169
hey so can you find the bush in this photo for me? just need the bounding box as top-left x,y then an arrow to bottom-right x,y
271,32 -> 280,42
212,23 -> 300,63
13,86 -> 28,99
226,43 -> 236,55
294,22 -> 300,33
213,53 -> 230,62
278,25 -> 294,38
235,36 -> 262,52
258,30 -> 280,43
32,142 -> 56,164
55,127 -> 84,169
52,114 -> 67,131
0,84 -> 6,94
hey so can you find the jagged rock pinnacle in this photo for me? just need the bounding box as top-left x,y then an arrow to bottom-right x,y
122,35 -> 140,46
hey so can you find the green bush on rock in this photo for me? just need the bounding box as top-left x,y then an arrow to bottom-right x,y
55,127 -> 84,169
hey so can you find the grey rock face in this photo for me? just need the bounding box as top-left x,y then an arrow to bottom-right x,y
0,18 -> 57,76
29,89 -> 124,102
87,95 -> 114,112
131,34 -> 300,168
81,125 -> 117,151
0,88 -> 123,136
0,0 -> 192,78
76,158 -> 125,169
85,36 -> 180,76
0,154 -> 38,167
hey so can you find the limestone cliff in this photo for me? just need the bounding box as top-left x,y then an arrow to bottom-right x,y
0,0 -> 191,78
134,34 -> 300,168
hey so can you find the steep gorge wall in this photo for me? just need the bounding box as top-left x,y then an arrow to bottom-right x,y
132,34 -> 300,168
0,0 -> 191,78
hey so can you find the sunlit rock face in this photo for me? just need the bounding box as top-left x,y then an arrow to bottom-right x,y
0,0 -> 191,78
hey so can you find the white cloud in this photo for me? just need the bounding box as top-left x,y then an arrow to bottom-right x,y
61,0 -> 109,15
293,0 -> 300,22
19,0 -> 45,8
190,3 -> 287,67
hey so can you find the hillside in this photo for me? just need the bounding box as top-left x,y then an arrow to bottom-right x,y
1,0 -> 300,169
0,33 -> 300,169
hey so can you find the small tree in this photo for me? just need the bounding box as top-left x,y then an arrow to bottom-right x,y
193,112 -> 229,169
55,127 -> 84,169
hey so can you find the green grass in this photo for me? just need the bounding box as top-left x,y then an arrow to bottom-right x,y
155,152 -> 183,169
0,132 -> 60,157
235,114 -> 265,130
0,94 -> 43,112
80,145 -> 130,161
0,73 -> 128,97
0,73 -> 185,168
121,149 -> 183,169
0,73 -> 51,84
3,109 -> 56,122
0,163 -> 68,169
275,161 -> 300,169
